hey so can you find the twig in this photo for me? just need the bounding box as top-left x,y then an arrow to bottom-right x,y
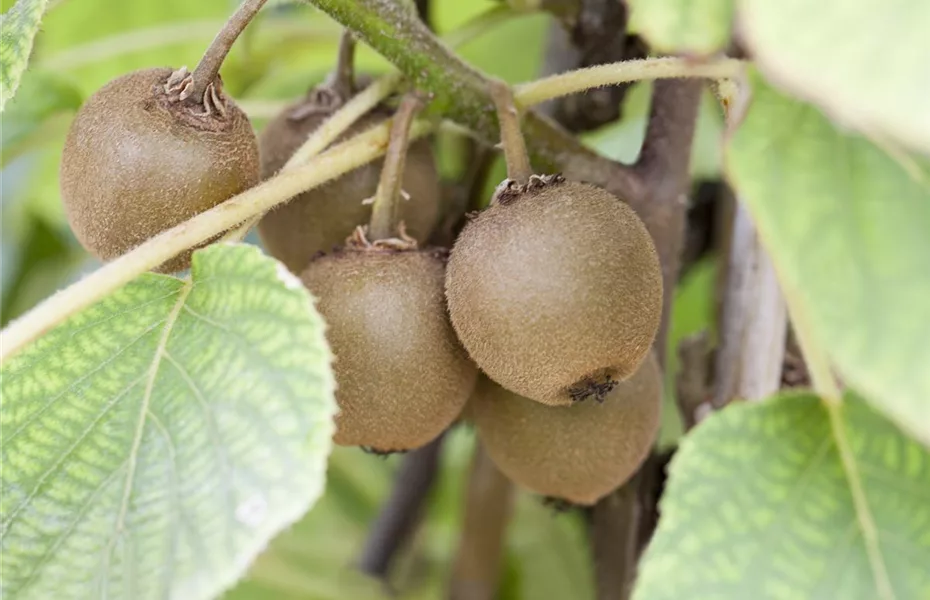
449,442 -> 515,600
712,199 -> 787,408
358,433 -> 446,582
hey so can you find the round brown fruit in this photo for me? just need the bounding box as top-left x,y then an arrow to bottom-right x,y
470,352 -> 662,505
446,177 -> 662,406
60,67 -> 259,273
301,247 -> 477,452
258,100 -> 440,273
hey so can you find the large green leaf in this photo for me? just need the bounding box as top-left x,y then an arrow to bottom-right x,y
627,0 -> 733,55
0,0 -> 50,111
634,393 -> 930,599
726,73 -> 930,445
739,0 -> 930,155
1,244 -> 337,599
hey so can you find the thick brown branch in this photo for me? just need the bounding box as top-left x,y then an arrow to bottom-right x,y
631,78 -> 703,365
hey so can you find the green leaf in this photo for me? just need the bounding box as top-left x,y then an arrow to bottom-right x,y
725,72 -> 930,446
1,244 -> 337,599
739,0 -> 930,155
634,393 -> 930,600
0,0 -> 50,111
627,0 -> 733,55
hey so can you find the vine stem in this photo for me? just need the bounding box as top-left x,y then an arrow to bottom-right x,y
514,57 -> 743,107
1,59 -> 740,363
489,79 -> 532,184
0,120 -> 433,364
188,0 -> 269,103
369,94 -> 423,240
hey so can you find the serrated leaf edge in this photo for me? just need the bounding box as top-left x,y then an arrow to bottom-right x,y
0,0 -> 51,112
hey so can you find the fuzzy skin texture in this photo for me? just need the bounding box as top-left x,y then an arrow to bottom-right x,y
445,180 -> 662,406
258,103 -> 441,273
60,68 -> 259,273
301,248 -> 477,452
470,352 -> 661,505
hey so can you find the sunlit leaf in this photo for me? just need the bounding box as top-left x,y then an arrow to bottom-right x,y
1,244 -> 337,599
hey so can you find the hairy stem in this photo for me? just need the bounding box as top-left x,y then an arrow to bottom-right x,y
189,0 -> 268,103
0,120 -> 433,363
369,94 -> 423,240
517,58 -> 742,108
489,79 -> 533,184
359,433 -> 446,580
449,442 -> 515,600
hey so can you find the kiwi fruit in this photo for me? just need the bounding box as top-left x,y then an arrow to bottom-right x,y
301,243 -> 477,452
257,101 -> 440,272
469,352 -> 662,505
445,81 -> 662,406
446,176 -> 662,406
60,68 -> 258,272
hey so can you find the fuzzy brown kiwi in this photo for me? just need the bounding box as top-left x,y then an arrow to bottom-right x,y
301,244 -> 476,452
301,94 -> 476,453
257,103 -> 440,272
445,81 -> 662,406
59,0 -> 264,273
469,352 -> 662,506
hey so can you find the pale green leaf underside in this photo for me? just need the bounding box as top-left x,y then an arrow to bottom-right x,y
740,0 -> 930,154
634,393 -> 930,600
726,72 -> 930,445
0,244 -> 337,599
628,0 -> 733,55
0,0 -> 50,112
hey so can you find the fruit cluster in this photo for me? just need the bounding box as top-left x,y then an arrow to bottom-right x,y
58,7 -> 664,505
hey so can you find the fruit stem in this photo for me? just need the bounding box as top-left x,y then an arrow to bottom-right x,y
188,0 -> 268,104
488,79 -> 532,185
326,30 -> 357,99
368,94 -> 424,241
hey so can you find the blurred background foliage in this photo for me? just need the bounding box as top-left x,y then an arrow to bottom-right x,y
0,1 -> 721,597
